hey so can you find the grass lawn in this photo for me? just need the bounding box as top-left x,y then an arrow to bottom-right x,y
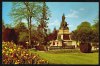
29,49 -> 99,64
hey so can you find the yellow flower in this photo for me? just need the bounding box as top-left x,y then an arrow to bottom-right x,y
32,56 -> 36,59
2,50 -> 5,53
18,47 -> 20,50
15,62 -> 19,64
41,60 -> 44,62
26,54 -> 28,56
4,47 -> 7,49
10,49 -> 13,52
14,49 -> 16,51
6,53 -> 8,56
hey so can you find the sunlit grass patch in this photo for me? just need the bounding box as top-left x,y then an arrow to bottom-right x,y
30,49 -> 99,64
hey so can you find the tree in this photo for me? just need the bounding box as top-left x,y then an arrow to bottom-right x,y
31,25 -> 39,46
3,28 -> 18,44
2,20 -> 5,34
71,30 -> 79,44
5,24 -> 12,28
14,22 -> 29,46
71,22 -> 92,43
2,20 -> 5,41
52,27 -> 58,40
76,22 -> 92,43
37,2 -> 50,46
2,19 -> 5,30
71,21 -> 92,53
92,18 -> 99,43
14,22 -> 28,33
90,18 -> 99,49
10,2 -> 43,48
18,32 -> 29,48
48,27 -> 58,41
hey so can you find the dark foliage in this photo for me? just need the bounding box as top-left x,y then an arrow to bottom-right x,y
2,28 -> 18,44
35,45 -> 46,51
47,29 -> 58,41
79,43 -> 92,53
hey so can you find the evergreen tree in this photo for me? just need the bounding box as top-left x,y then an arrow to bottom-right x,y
37,2 -> 50,45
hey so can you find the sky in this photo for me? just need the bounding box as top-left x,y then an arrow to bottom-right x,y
2,2 -> 99,32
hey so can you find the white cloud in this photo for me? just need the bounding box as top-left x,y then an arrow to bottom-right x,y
79,8 -> 85,11
66,9 -> 79,18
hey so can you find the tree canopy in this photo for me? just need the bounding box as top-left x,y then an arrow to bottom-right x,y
71,21 -> 92,43
71,19 -> 99,44
91,18 -> 99,42
10,2 -> 42,23
9,2 -> 51,48
10,2 -> 43,47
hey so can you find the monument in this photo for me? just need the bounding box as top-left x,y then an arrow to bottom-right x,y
57,14 -> 73,47
50,14 -> 76,49
57,14 -> 71,40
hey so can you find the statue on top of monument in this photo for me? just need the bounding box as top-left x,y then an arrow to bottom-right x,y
60,14 -> 69,30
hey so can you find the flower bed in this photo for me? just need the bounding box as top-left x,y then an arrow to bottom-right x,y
2,41 -> 48,64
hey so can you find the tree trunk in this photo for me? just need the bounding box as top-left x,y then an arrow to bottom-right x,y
29,16 -> 32,48
24,2 -> 32,49
27,17 -> 30,30
27,17 -> 29,49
